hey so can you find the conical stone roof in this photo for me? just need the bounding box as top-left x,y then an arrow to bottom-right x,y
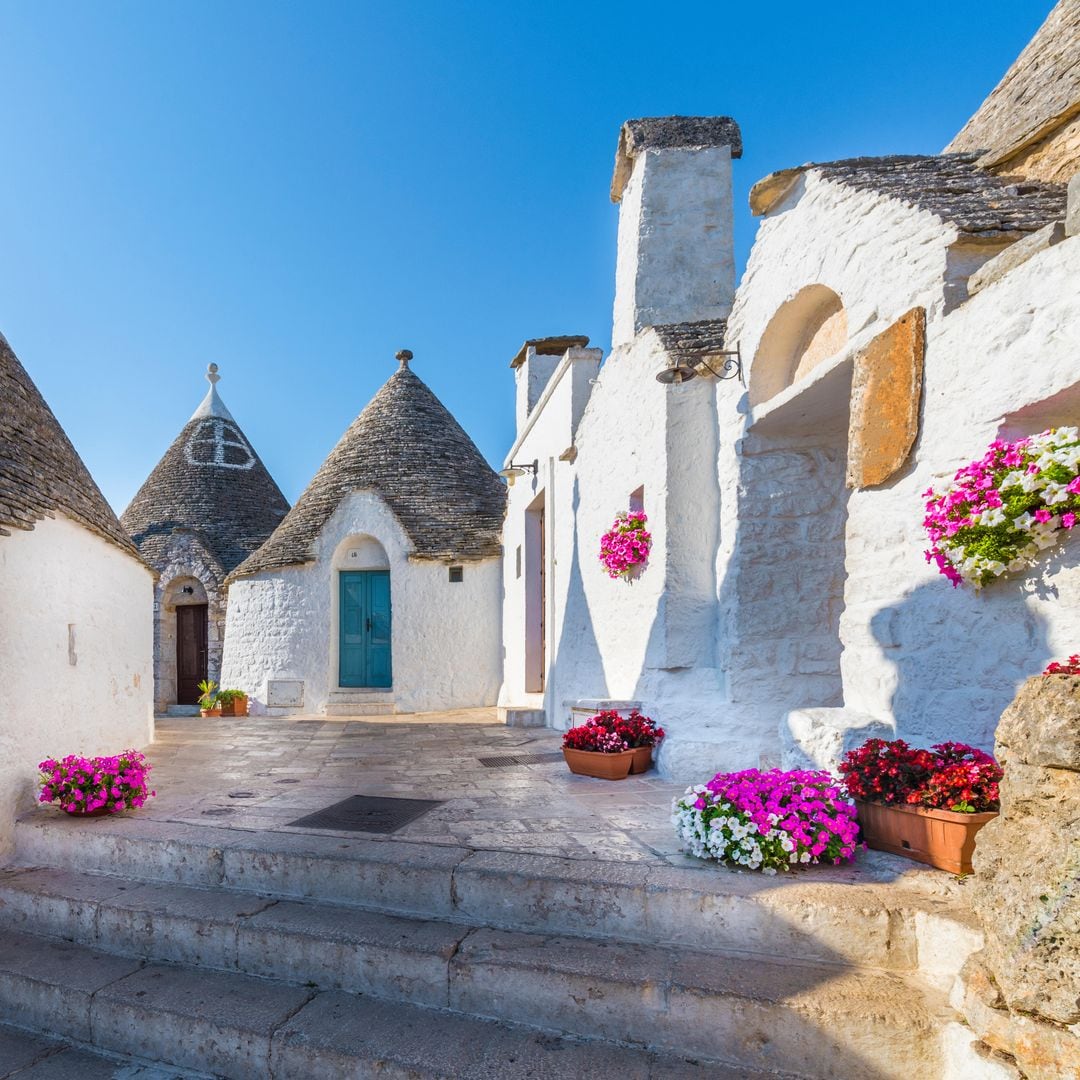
121,365 -> 290,575
0,333 -> 141,559
231,352 -> 506,578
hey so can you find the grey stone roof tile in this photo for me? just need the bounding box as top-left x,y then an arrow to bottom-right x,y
652,320 -> 729,365
120,373 -> 290,577
0,333 -> 143,560
946,1 -> 1080,169
750,153 -> 1066,237
612,115 -> 742,201
230,358 -> 506,578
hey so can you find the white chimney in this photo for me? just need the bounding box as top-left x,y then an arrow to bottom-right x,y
610,117 -> 741,348
510,335 -> 590,433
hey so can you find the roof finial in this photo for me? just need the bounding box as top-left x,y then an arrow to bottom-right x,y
206,362 -> 221,386
395,349 -> 413,368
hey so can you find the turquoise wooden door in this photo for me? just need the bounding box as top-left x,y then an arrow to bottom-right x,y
339,570 -> 392,687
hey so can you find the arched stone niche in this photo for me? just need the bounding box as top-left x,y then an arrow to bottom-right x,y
332,534 -> 391,571
749,284 -> 848,407
163,575 -> 208,607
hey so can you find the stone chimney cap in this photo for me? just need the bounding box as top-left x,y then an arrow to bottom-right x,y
612,116 -> 743,202
509,336 -> 590,369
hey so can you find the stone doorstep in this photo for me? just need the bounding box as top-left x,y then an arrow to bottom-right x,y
0,929 -> 783,1080
11,813 -> 980,981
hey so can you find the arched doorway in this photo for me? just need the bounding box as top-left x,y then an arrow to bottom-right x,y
162,576 -> 209,705
334,536 -> 392,689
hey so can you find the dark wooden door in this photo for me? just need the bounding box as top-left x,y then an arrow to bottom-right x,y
176,604 -> 208,704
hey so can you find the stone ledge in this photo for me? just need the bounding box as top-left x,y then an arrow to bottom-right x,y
969,220 -> 1066,296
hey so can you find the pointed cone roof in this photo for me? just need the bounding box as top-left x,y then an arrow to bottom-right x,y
0,333 -> 142,559
231,352 -> 506,579
120,364 -> 290,575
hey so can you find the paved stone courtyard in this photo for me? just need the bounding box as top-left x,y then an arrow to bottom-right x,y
131,711 -> 962,896
142,711 -> 684,865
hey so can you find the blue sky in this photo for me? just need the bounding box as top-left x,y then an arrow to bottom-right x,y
0,1 -> 1050,513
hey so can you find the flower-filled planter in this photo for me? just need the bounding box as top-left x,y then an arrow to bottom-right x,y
561,709 -> 665,779
672,769 -> 859,874
923,427 -> 1080,588
839,739 -> 1002,874
599,511 -> 651,580
38,750 -> 156,817
589,708 -> 665,773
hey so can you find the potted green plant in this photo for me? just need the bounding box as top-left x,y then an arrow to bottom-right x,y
838,738 -> 1001,874
216,689 -> 249,717
197,679 -> 221,718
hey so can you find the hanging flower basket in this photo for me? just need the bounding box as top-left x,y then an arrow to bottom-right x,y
923,427 -> 1080,588
599,511 -> 651,580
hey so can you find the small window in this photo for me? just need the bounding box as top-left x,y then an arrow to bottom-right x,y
449,566 -> 464,583
629,485 -> 644,514
515,546 -> 522,579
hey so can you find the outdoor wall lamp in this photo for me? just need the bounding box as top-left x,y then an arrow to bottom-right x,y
655,343 -> 743,385
498,460 -> 538,486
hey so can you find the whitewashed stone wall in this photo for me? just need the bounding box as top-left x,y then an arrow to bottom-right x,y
500,331 -> 730,764
0,514 -> 154,858
722,174 -> 1080,770
222,490 -> 502,715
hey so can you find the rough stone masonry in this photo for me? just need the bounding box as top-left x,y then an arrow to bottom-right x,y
960,675 -> 1080,1078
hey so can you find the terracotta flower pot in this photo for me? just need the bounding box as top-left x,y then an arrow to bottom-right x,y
562,747 -> 635,780
199,706 -> 222,718
219,695 -> 248,717
854,798 -> 997,875
62,805 -> 113,817
629,746 -> 654,774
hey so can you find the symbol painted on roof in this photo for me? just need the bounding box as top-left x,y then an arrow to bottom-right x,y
184,419 -> 257,470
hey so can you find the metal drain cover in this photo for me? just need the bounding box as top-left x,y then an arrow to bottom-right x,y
478,751 -> 565,768
286,795 -> 443,834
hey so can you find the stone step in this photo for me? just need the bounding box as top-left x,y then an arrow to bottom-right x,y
323,703 -> 397,716
13,812 -> 981,984
0,1021 -> 203,1078
0,928 -> 779,1080
0,867 -> 948,1077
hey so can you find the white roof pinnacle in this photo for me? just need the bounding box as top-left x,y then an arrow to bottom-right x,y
189,362 -> 236,423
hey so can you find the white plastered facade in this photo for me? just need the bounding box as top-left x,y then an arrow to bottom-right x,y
0,514 -> 155,858
500,130 -> 1080,781
221,490 -> 502,715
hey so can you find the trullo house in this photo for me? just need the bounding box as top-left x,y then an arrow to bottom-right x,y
0,333 -> 154,857
121,364 -> 289,712
221,351 -> 506,716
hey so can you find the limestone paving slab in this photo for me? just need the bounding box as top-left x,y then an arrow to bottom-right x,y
238,898 -> 468,1006
448,925 -> 948,1076
0,1024 -> 58,1075
268,988 -> 768,1080
0,929 -> 143,1042
89,963 -> 316,1080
